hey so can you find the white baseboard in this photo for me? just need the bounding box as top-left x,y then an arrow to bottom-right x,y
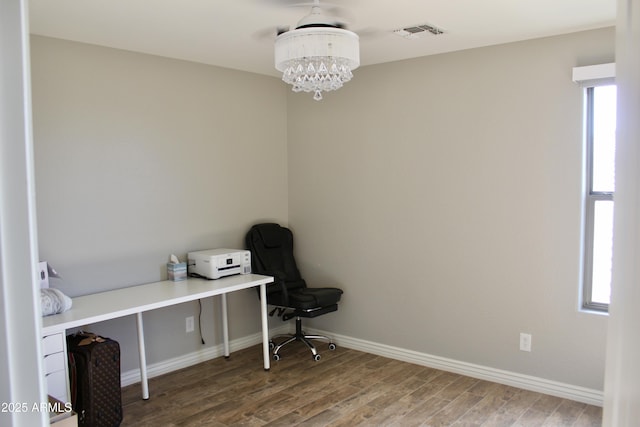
120,324 -> 289,388
313,329 -> 604,407
121,326 -> 603,407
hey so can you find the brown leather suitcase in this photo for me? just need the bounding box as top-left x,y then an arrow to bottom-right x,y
67,333 -> 123,427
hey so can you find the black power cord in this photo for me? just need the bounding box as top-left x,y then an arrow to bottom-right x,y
198,299 -> 205,345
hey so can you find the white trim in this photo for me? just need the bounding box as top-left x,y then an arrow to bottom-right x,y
120,324 -> 289,387
0,1 -> 49,425
603,0 -> 640,422
123,326 -> 603,407
573,63 -> 616,86
321,329 -> 603,407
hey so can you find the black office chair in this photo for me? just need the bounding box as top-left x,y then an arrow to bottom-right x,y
245,223 -> 343,361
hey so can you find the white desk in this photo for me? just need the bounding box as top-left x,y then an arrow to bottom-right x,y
42,274 -> 274,400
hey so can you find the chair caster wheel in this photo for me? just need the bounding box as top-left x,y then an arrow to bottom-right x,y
273,354 -> 280,361
328,343 -> 337,351
269,341 -> 275,350
313,354 -> 321,361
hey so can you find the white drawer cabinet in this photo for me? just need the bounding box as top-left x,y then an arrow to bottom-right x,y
42,332 -> 69,403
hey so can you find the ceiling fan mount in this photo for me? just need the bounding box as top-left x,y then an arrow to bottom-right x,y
255,0 -> 352,38
292,1 -> 346,30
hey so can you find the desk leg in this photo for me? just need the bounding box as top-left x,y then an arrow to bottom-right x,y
259,284 -> 270,370
221,294 -> 230,358
135,312 -> 149,400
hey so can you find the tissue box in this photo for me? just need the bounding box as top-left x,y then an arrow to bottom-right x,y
167,262 -> 187,281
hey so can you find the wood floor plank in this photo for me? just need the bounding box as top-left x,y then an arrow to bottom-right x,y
119,343 -> 602,426
453,389 -> 511,426
399,396 -> 454,427
323,383 -> 391,419
410,380 -> 453,401
273,382 -> 363,424
541,399 -> 588,426
512,408 -> 550,427
322,404 -> 379,427
436,376 -> 481,402
481,388 -> 549,427
423,392 -> 485,426
530,393 -> 564,414
363,394 -> 431,426
575,405 -> 603,427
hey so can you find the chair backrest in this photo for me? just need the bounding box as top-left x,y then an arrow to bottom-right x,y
245,223 -> 307,295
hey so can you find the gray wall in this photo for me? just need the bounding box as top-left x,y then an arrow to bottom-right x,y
30,36 -> 288,371
30,28 -> 614,391
287,28 -> 614,391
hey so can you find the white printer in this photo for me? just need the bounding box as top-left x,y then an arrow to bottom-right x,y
187,249 -> 251,280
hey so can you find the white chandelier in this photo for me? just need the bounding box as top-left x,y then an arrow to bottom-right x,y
274,5 -> 360,101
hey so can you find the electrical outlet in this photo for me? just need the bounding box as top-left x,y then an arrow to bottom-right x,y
519,333 -> 532,352
186,316 -> 194,333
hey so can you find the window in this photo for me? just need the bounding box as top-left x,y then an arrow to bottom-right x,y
583,84 -> 617,312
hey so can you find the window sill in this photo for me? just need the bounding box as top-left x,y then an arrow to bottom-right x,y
579,307 -> 610,316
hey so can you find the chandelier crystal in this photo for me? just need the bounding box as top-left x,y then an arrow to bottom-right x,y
275,27 -> 360,101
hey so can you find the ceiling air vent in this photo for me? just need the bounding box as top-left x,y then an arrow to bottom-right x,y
393,23 -> 444,39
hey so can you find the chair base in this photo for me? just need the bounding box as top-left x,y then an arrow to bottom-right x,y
271,316 -> 336,361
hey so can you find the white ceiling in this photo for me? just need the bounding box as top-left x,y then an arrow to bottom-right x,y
29,0 -> 616,78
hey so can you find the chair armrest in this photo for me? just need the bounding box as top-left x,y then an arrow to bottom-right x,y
261,270 -> 290,305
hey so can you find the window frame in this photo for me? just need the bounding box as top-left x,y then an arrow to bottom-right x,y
581,85 -> 615,313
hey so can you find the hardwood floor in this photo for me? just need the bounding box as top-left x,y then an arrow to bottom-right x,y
120,343 -> 602,426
